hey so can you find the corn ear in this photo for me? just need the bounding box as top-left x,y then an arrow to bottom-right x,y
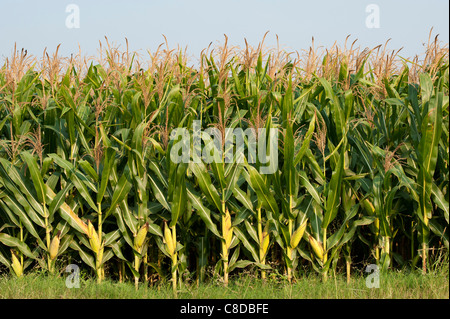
225,228 -> 233,249
290,219 -> 308,249
261,223 -> 270,255
308,235 -> 324,260
134,222 -> 149,250
164,223 -> 175,256
88,220 -> 100,254
97,245 -> 104,266
223,209 -> 233,249
362,198 -> 375,215
362,199 -> 379,236
49,231 -> 61,260
11,250 -> 22,277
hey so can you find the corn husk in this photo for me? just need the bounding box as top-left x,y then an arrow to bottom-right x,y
223,210 -> 233,249
88,220 -> 100,254
164,223 -> 175,256
290,219 -> 308,249
11,250 -> 22,277
308,235 -> 324,260
49,231 -> 61,260
261,223 -> 270,256
134,222 -> 149,250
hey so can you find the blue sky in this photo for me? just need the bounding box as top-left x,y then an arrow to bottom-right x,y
0,0 -> 448,64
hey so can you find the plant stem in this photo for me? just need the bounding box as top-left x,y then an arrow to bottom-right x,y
98,202 -> 103,282
346,260 -> 351,284
19,224 -> 24,269
134,254 -> 140,289
286,196 -> 294,283
171,225 -> 178,297
143,248 -> 148,284
287,218 -> 293,283
322,227 -> 328,282
43,203 -> 52,273
98,203 -> 102,244
422,220 -> 428,274
257,206 -> 266,280
221,213 -> 229,287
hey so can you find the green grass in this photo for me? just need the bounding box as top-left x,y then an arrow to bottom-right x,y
0,266 -> 448,299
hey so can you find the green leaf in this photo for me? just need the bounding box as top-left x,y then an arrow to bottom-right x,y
186,185 -> 221,238
105,170 -> 132,217
0,251 -> 10,268
319,77 -> 345,141
0,158 -> 46,218
417,92 -> 443,222
48,154 -> 98,212
21,151 -> 46,204
228,260 -> 253,272
322,138 -> 346,229
169,163 -> 187,227
78,160 -> 99,182
0,198 -> 45,248
432,183 -> 449,224
234,227 -> 259,263
104,229 -> 122,247
284,123 -> 298,196
46,186 -> 89,235
245,164 -> 279,216
148,172 -> 170,211
0,233 -> 37,259
110,239 -> 128,261
48,182 -> 73,219
97,147 -> 116,204
232,186 -> 254,212
244,220 -> 259,244
147,220 -> 163,238
299,171 -> 322,205
69,239 -> 96,270
100,249 -> 115,266
190,162 -> 223,213
294,116 -> 315,165
224,163 -> 243,202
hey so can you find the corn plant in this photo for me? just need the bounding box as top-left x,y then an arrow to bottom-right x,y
0,35 -> 448,287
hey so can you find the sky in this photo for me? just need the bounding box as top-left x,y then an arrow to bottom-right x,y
0,0 -> 448,65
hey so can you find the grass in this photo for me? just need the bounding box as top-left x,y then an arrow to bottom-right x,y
0,265 -> 448,299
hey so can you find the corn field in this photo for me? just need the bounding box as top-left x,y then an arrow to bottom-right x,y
0,35 -> 448,294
